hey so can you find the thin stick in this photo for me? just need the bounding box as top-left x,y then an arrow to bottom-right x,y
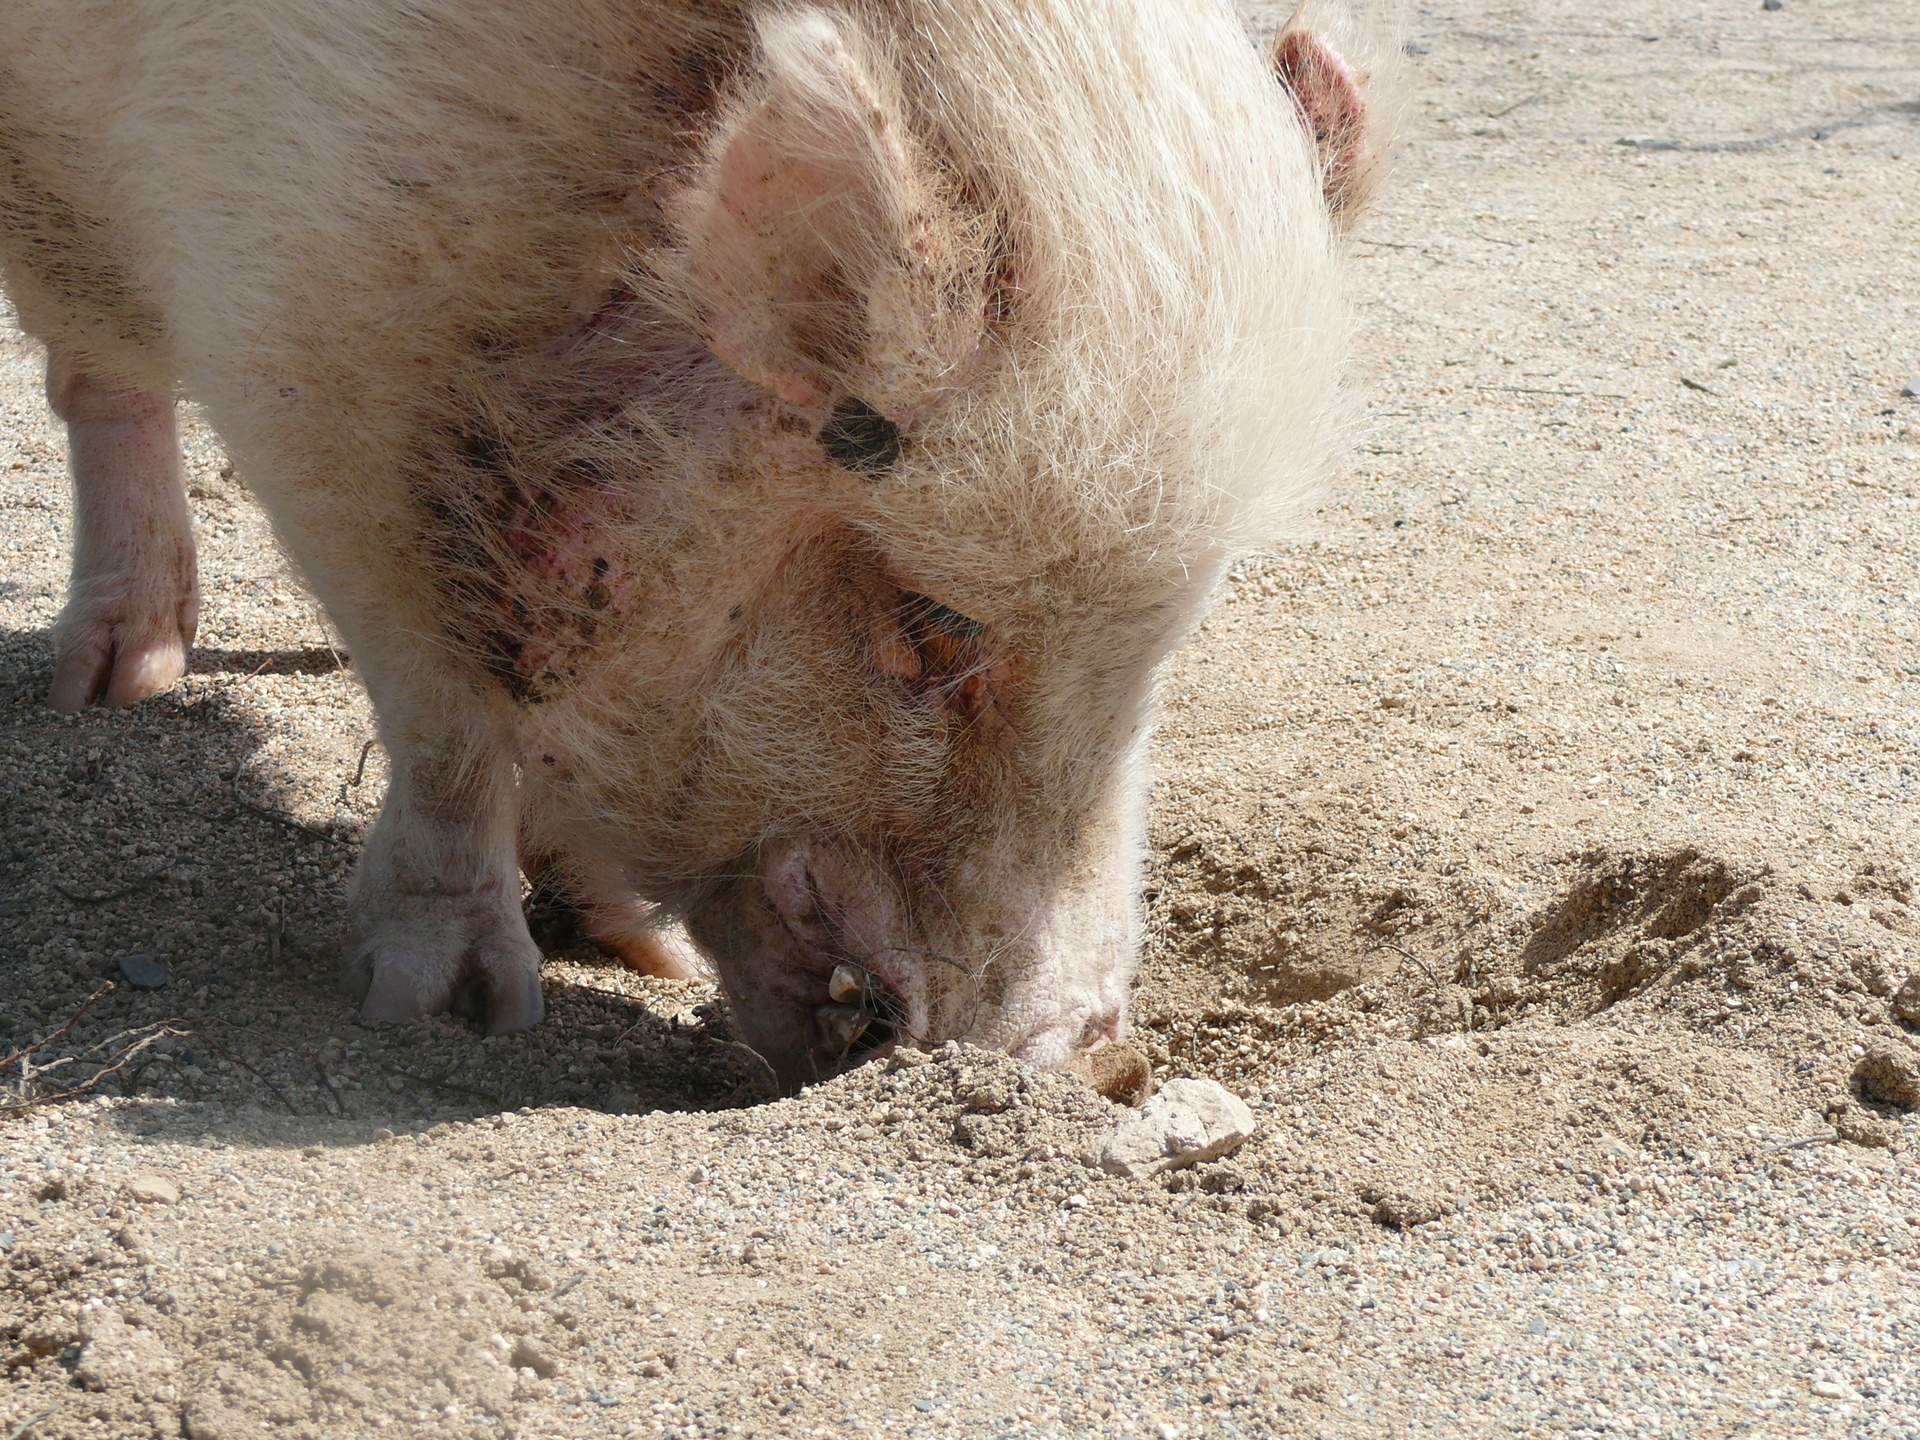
1487,95 -> 1539,118
0,1027 -> 172,1114
231,747 -> 347,844
381,1065 -> 501,1104
308,1051 -> 346,1118
139,1056 -> 205,1102
1372,939 -> 1440,985
7,1409 -> 54,1440
725,1041 -> 780,1098
0,982 -> 115,1074
54,859 -> 174,905
1472,385 -> 1630,400
349,739 -> 377,787
193,1036 -> 303,1113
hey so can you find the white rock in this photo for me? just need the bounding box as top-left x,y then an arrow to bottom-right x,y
1095,1078 -> 1257,1179
126,1173 -> 181,1205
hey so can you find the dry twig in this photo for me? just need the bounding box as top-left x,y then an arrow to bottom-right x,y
381,1065 -> 501,1104
53,859 -> 175,905
1372,939 -> 1440,986
231,747 -> 347,844
0,981 -> 115,1075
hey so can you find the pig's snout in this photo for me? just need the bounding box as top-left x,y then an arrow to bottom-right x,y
1007,1001 -> 1128,1072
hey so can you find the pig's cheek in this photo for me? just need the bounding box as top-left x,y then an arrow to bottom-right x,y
761,837 -> 835,949
800,843 -> 900,963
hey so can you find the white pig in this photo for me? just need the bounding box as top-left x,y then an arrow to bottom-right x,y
0,0 -> 1393,1089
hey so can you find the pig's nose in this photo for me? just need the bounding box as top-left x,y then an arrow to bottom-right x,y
1007,1005 -> 1126,1070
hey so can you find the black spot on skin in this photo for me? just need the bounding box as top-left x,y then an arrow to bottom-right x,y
591,556 -> 610,578
728,605 -> 743,621
819,397 -> 902,476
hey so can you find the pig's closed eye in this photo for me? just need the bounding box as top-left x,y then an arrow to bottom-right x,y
899,590 -> 982,641
819,397 -> 903,476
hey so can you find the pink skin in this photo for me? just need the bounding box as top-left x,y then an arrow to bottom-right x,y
43,350 -> 199,712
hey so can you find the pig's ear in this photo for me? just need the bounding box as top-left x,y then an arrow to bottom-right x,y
672,10 -> 990,417
1271,9 -> 1388,230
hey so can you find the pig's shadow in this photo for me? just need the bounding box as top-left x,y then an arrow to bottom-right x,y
188,644 -> 350,678
0,624 -> 762,1156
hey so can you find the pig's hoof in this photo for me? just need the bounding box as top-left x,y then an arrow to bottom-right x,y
348,914 -> 544,1035
49,597 -> 196,712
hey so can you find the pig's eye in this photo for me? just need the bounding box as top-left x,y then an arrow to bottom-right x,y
898,590 -> 982,641
819,397 -> 903,476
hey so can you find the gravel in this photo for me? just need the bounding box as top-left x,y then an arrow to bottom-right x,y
3,0 -> 1920,1436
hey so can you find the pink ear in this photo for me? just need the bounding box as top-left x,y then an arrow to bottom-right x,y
1273,28 -> 1375,227
674,10 -> 990,417
680,18 -> 889,407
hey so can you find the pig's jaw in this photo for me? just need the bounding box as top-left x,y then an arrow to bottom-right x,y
685,835 -> 931,1094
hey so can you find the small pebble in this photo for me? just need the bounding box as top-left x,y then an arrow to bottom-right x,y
1901,379 -> 1920,398
510,1339 -> 558,1378
116,955 -> 170,990
1854,1043 -> 1920,1110
126,1174 -> 180,1205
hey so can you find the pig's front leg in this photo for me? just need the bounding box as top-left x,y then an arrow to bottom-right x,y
346,724 -> 544,1033
44,349 -> 199,712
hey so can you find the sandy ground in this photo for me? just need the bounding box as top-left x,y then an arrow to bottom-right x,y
3,1 -> 1920,1437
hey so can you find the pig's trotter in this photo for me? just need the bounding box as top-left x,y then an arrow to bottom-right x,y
350,903 -> 544,1035
347,745 -> 543,1034
44,349 -> 198,712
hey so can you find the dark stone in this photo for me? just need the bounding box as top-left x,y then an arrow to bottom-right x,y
117,955 -> 170,991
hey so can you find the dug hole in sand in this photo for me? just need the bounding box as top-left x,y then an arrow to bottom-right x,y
2,0 -> 1919,1436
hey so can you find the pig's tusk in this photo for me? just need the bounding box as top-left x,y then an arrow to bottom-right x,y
828,964 -> 866,1004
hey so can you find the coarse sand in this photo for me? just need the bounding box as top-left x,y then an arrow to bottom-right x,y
2,1 -> 1919,1437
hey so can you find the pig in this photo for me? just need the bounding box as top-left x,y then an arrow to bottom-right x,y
0,0 -> 1394,1091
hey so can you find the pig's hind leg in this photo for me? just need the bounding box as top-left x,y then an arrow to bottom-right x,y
43,349 -> 199,711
